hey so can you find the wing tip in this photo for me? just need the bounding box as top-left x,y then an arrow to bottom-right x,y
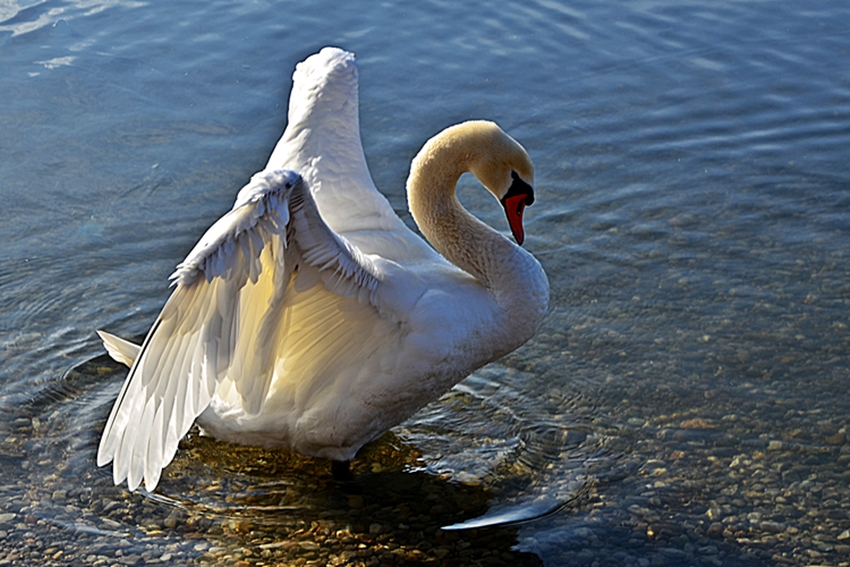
294,47 -> 357,86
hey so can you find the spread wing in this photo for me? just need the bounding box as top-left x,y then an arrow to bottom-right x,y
97,169 -> 387,491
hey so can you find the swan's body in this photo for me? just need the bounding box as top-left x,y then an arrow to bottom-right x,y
97,47 -> 548,492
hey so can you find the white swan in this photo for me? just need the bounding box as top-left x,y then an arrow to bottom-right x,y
96,47 -> 549,492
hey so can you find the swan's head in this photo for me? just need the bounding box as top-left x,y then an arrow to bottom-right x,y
461,121 -> 536,245
409,120 -> 536,246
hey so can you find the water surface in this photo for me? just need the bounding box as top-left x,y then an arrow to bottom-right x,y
1,0 -> 849,565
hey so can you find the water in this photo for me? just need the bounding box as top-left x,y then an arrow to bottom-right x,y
1,0 -> 849,565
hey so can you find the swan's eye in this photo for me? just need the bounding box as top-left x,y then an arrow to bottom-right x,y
507,171 -> 534,206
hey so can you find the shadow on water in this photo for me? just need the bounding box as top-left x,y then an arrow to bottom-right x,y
0,354 -> 605,565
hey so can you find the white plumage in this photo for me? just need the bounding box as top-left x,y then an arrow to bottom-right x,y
97,47 -> 549,492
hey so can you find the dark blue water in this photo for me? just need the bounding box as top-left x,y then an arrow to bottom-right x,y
1,1 -> 849,565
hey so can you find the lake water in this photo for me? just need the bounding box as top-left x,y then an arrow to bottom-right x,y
1,0 -> 849,565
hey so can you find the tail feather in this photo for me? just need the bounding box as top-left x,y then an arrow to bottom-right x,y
97,330 -> 141,368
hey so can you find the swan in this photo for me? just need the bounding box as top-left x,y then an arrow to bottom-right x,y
96,47 -> 549,492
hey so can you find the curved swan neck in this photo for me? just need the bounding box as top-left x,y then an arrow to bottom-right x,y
406,125 -> 521,290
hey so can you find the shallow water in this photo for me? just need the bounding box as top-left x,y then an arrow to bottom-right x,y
2,0 -> 849,565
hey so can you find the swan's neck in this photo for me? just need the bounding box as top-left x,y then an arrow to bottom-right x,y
408,124 -> 549,358
407,139 -> 548,355
407,141 -> 529,292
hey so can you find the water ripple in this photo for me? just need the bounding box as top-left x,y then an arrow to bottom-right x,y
0,0 -> 145,38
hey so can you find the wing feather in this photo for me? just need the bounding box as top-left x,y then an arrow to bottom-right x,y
145,401 -> 166,489
98,169 -> 387,491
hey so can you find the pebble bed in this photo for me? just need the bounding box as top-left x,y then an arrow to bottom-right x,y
0,363 -> 546,567
1,337 -> 849,567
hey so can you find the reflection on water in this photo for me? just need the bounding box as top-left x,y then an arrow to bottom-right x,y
1,0 -> 849,565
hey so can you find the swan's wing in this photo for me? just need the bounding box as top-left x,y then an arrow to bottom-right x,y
266,48 -> 437,262
97,169 -> 385,492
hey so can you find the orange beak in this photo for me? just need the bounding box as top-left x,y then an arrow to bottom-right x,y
502,193 -> 528,245
500,171 -> 535,245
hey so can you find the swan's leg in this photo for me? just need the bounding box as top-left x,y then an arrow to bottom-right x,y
331,460 -> 354,481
